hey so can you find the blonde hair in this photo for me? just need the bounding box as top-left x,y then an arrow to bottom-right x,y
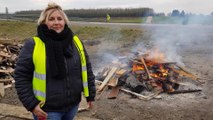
37,2 -> 69,25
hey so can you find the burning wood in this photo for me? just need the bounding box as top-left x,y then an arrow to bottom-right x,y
0,43 -> 22,97
96,51 -> 203,100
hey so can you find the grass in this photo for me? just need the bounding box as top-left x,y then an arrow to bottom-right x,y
0,21 -> 37,42
107,17 -> 146,23
71,25 -> 111,40
69,17 -> 147,23
0,21 -> 110,42
0,20 -> 145,44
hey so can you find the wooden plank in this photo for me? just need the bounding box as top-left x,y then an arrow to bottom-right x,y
107,77 -> 118,87
0,51 -> 11,58
107,86 -> 120,99
0,78 -> 13,83
116,69 -> 127,75
6,67 -> 14,73
0,69 -> 11,73
0,83 -> 5,97
0,115 -> 5,119
171,68 -> 198,80
146,91 -> 162,101
96,80 -> 157,101
96,85 -> 108,100
120,88 -> 150,101
102,67 -> 109,77
175,65 -> 206,81
98,67 -> 109,78
4,84 -> 12,88
175,64 -> 193,74
140,57 -> 152,79
128,89 -> 161,101
97,67 -> 118,92
108,69 -> 127,87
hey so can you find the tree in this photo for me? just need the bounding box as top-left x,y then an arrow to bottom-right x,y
171,9 -> 180,16
180,10 -> 185,17
156,12 -> 165,16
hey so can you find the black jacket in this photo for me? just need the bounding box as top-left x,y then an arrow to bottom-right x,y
15,37 -> 96,112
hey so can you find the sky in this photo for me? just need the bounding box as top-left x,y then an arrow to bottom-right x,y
0,0 -> 213,15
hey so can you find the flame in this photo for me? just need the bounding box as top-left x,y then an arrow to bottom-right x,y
132,49 -> 170,80
159,65 -> 169,77
130,49 -> 178,93
132,61 -> 169,79
132,63 -> 144,72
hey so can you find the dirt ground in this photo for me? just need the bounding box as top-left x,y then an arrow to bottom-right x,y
80,24 -> 213,120
0,23 -> 213,120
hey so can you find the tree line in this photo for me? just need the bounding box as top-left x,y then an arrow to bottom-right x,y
13,8 -> 213,18
14,8 -> 155,18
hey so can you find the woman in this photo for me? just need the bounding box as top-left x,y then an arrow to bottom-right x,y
15,2 -> 96,120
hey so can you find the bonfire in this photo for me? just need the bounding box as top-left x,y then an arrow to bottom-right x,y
96,49 -> 203,101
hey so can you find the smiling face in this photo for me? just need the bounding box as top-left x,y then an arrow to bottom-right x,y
45,10 -> 65,33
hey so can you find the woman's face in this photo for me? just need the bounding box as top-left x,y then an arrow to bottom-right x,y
45,10 -> 65,33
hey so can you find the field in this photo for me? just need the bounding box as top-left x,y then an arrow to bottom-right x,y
0,21 -> 213,120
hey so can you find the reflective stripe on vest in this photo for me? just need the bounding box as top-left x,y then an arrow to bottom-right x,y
73,36 -> 89,97
32,35 -> 89,103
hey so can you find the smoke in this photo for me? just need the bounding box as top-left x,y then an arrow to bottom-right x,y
148,27 -> 184,65
92,28 -> 123,74
188,15 -> 213,25
93,51 -> 123,75
91,22 -> 212,74
140,23 -> 211,66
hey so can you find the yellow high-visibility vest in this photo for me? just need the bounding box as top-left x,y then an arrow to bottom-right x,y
32,36 -> 89,103
106,14 -> 110,22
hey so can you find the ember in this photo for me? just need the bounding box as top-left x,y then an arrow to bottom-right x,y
96,51 -> 203,100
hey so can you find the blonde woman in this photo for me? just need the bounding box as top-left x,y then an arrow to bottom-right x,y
15,2 -> 96,120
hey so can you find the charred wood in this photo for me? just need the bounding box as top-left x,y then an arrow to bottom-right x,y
168,89 -> 202,94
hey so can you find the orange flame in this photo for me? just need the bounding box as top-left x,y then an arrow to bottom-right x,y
132,63 -> 144,72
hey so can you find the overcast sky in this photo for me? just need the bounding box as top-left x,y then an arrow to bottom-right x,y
0,0 -> 213,15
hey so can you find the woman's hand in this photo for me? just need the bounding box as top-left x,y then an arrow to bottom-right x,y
32,102 -> 48,119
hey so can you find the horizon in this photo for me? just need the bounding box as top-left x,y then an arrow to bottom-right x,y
0,0 -> 213,15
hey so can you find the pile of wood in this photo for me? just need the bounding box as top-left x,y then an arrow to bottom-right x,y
0,43 -> 22,97
96,52 -> 203,101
